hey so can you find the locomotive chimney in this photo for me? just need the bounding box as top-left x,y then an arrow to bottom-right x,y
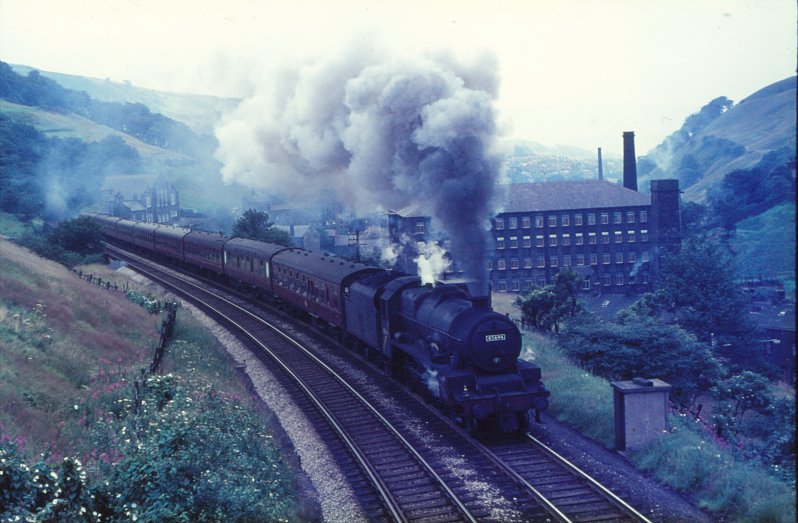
466,281 -> 492,310
622,131 -> 638,191
597,147 -> 604,180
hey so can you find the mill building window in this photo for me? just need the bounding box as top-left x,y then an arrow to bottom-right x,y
601,232 -> 609,244
588,213 -> 596,225
603,253 -> 611,264
574,214 -> 583,226
536,235 -> 544,247
495,218 -> 504,230
510,237 -> 518,249
641,230 -> 649,242
577,254 -> 585,265
524,257 -> 532,269
628,231 -> 636,242
548,216 -> 557,227
510,258 -> 519,269
561,215 -> 570,226
614,211 -> 622,224
627,211 -> 635,223
522,216 -> 531,228
615,231 -> 623,243
497,259 -> 506,270
628,252 -> 636,263
601,213 -> 609,224
549,234 -> 557,247
508,217 -> 517,229
535,215 -> 544,228
549,256 -> 558,267
497,237 -> 505,249
537,256 -> 545,268
523,236 -> 531,248
640,210 -> 648,223
563,255 -> 571,267
562,234 -> 571,246
615,252 -> 624,264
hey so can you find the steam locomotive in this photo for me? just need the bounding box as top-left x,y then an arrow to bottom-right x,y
87,214 -> 549,434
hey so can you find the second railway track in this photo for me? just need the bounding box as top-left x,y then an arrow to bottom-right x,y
108,244 -> 655,523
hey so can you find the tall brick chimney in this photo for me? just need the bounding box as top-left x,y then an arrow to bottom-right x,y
598,147 -> 604,180
622,131 -> 638,191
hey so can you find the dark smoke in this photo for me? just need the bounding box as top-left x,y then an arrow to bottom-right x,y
215,47 -> 500,293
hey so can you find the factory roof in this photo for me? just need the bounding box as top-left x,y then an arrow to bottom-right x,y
499,180 -> 650,213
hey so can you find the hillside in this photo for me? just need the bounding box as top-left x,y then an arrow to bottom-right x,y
641,76 -> 796,203
11,64 -> 239,136
0,239 -> 309,520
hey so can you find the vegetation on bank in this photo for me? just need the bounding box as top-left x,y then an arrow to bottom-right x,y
516,240 -> 795,522
523,329 -> 795,522
0,240 -> 312,521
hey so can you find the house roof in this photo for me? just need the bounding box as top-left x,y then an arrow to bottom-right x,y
389,202 -> 429,218
748,301 -> 796,332
499,180 -> 651,213
101,174 -> 159,198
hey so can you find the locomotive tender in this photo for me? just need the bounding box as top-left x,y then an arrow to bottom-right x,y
88,213 -> 549,433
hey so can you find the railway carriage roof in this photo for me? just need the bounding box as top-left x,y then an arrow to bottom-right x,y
184,230 -> 229,248
272,248 -> 380,284
154,225 -> 191,240
132,222 -> 159,233
224,237 -> 288,259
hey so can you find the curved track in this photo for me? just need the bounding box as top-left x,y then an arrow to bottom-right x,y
107,244 -> 654,522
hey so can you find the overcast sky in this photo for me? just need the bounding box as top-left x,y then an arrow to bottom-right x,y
1,0 -> 795,155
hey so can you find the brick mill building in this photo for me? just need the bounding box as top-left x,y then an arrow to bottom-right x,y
388,131 -> 683,294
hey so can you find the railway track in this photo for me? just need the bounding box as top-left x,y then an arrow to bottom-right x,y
106,245 -> 654,522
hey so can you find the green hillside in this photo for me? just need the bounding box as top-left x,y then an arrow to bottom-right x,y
10,64 -> 239,136
731,202 -> 795,281
642,76 -> 796,203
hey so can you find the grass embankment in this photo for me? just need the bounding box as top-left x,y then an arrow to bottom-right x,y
0,239 -> 311,521
518,314 -> 796,522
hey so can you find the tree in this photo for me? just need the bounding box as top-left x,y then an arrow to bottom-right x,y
711,371 -> 772,438
231,209 -> 291,246
562,311 -> 724,408
657,235 -> 751,343
49,216 -> 104,255
516,270 -> 583,333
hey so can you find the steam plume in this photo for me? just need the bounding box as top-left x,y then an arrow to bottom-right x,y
215,45 -> 500,293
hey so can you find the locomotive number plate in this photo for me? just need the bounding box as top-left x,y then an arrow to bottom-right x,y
485,334 -> 506,342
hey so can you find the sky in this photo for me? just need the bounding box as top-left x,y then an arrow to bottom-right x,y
0,0 -> 795,155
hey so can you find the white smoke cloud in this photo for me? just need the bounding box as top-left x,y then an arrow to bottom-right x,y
414,241 -> 452,285
214,42 -> 501,292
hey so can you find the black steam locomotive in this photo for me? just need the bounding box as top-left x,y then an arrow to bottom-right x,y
88,214 -> 549,433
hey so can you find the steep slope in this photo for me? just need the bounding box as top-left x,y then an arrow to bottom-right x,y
11,64 -> 239,135
641,76 -> 796,203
